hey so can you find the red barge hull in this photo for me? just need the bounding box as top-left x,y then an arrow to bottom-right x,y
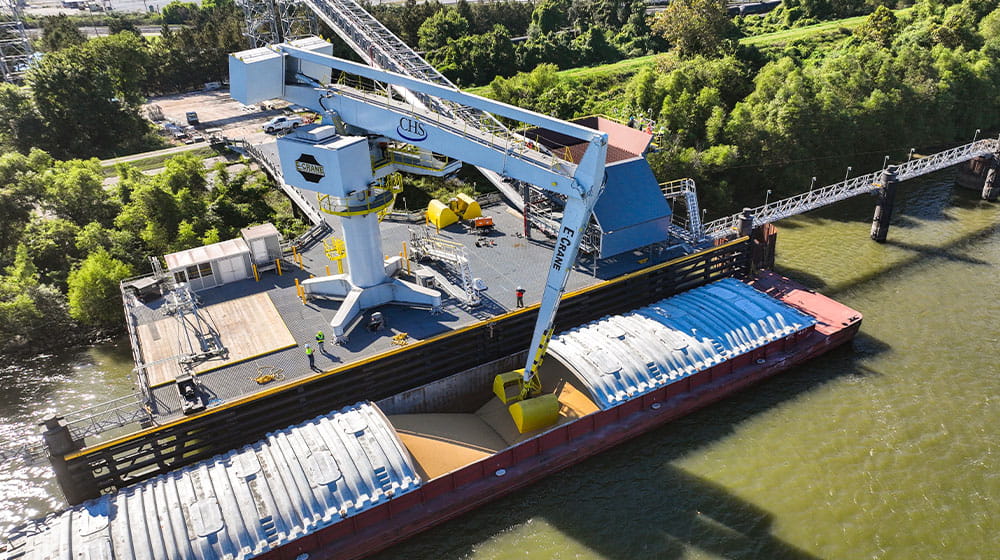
261,272 -> 863,560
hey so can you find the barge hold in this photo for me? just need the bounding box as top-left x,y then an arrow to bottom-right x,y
2,273 -> 861,560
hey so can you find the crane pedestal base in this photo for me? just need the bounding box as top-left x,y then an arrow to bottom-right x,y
302,275 -> 441,342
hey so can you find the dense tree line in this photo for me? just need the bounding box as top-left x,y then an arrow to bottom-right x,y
368,0 -> 657,85
0,152 -> 307,353
486,0 -> 1000,211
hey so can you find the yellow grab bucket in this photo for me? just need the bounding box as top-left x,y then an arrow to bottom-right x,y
426,199 -> 459,229
493,370 -> 524,404
456,193 -> 481,219
509,394 -> 560,433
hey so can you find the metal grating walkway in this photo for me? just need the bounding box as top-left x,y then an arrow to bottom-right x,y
704,138 -> 1000,240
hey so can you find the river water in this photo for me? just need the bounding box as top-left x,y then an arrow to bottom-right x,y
1,171 -> 997,558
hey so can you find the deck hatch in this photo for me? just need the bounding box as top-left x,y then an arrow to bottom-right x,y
9,403 -> 421,560
232,451 -> 261,479
546,278 -> 816,409
304,451 -> 342,487
190,498 -> 224,537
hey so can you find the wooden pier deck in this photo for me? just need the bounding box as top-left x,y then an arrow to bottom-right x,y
137,292 -> 296,387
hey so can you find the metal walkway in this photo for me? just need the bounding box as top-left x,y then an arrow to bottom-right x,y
0,394 -> 152,466
704,138 -> 1000,240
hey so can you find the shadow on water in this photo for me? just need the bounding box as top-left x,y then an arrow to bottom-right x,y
773,215 -> 1000,294
373,340 -> 884,560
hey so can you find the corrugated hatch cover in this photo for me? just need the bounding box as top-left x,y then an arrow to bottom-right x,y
545,278 -> 817,409
3,403 -> 420,560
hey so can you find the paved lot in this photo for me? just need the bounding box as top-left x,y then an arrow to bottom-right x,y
145,89 -> 293,146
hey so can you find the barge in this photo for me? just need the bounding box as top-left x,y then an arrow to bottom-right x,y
2,272 -> 861,559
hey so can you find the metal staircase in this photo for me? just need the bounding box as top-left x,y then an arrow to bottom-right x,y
660,178 -> 704,242
703,138 -> 1000,240
408,228 -> 481,306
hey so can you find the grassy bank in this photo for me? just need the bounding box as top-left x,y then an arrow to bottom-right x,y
467,9 -> 908,97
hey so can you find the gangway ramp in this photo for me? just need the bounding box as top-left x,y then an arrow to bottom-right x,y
704,138 -> 1000,240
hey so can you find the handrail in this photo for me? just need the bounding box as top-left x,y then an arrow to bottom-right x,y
704,138 -> 1000,240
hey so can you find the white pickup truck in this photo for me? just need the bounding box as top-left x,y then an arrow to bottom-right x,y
263,115 -> 304,134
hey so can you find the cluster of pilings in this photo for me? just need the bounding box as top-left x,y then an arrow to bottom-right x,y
957,153 -> 1000,202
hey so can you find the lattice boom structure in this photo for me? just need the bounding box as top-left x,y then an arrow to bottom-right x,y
0,0 -> 33,83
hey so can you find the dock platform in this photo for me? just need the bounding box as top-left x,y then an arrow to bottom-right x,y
128,175 -> 691,421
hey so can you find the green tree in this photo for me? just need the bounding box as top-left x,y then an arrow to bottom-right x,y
162,1 -> 199,24
28,33 -> 151,158
116,182 -> 182,254
431,25 -> 517,85
42,159 -> 119,226
932,2 -> 981,49
0,83 -> 46,152
529,0 -> 572,37
108,15 -> 141,36
418,8 -> 469,51
0,151 -> 44,260
67,248 -> 133,328
981,8 -> 1000,41
22,217 -> 81,288
0,243 -> 72,352
652,0 -> 738,58
573,27 -> 620,66
854,5 -> 899,47
39,15 -> 87,52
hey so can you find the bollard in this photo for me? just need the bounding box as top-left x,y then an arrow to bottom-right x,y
871,166 -> 899,243
738,208 -> 754,238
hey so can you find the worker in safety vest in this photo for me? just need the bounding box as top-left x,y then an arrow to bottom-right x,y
305,344 -> 316,370
515,286 -> 525,308
315,330 -> 325,349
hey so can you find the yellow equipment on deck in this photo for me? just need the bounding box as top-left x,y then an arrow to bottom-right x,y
426,199 -> 459,229
254,366 -> 285,385
509,394 -> 560,433
449,193 -> 481,220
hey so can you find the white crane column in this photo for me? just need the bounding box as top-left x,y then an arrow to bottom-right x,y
277,125 -> 440,341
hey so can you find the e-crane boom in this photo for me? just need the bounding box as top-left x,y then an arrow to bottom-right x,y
229,37 -> 608,432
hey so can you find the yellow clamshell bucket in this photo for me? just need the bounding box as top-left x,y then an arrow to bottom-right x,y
493,370 -> 525,404
456,193 -> 481,220
509,395 -> 560,433
493,369 -> 560,433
